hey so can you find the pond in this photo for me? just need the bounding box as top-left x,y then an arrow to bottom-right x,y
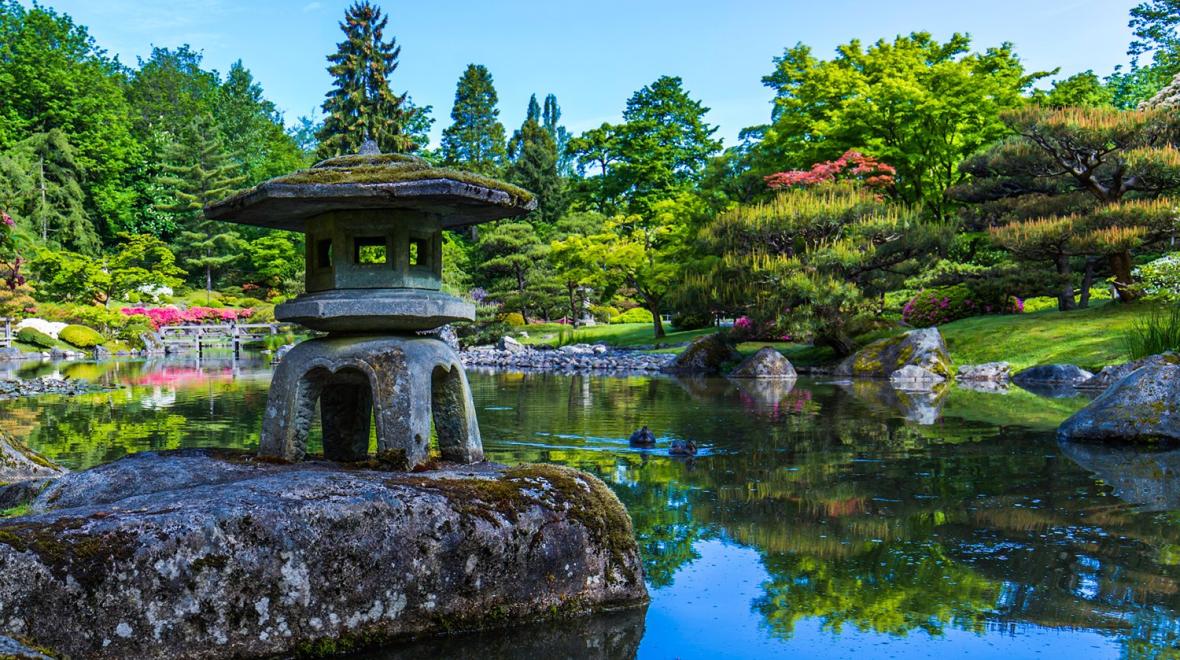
7,355 -> 1180,659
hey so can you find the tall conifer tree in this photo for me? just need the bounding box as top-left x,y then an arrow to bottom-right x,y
542,94 -> 573,175
508,95 -> 564,225
440,64 -> 507,175
156,114 -> 247,298
317,1 -> 413,157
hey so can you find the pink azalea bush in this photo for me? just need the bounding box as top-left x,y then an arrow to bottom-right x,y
902,285 -> 1022,327
121,306 -> 254,330
764,150 -> 896,190
731,315 -> 793,342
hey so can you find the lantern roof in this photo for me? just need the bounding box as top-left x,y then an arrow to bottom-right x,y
204,153 -> 536,231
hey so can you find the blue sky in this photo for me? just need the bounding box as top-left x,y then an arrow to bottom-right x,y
25,0 -> 1141,148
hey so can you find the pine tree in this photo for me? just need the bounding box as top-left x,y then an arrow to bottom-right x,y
507,95 -> 565,225
316,1 -> 413,158
155,114 -> 248,299
18,129 -> 100,254
440,64 -> 507,175
542,94 -> 573,175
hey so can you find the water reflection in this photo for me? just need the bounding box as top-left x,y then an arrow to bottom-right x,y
5,359 -> 1180,657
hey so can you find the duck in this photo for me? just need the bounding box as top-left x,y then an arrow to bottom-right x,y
628,425 -> 657,447
669,439 -> 697,456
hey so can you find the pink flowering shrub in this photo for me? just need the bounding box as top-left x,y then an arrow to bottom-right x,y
120,306 -> 254,330
764,150 -> 896,190
902,285 -> 1021,327
731,315 -> 793,342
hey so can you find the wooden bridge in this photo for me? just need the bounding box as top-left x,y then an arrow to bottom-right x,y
149,322 -> 284,357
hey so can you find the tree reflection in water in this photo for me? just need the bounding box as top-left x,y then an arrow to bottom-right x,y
6,360 -> 1180,656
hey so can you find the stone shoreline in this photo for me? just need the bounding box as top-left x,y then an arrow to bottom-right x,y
461,344 -> 675,374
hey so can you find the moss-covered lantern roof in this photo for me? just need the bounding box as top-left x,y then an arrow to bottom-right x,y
204,153 -> 537,231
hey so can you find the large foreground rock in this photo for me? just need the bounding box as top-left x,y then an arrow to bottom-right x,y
663,333 -> 740,375
728,347 -> 796,379
0,449 -> 647,659
1058,365 -> 1180,443
833,328 -> 952,379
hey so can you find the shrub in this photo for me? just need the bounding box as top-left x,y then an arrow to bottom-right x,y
16,327 -> 56,349
1124,306 -> 1180,359
672,310 -> 713,331
499,312 -> 526,327
610,307 -> 654,324
59,324 -> 105,348
589,305 -> 619,324
1134,253 -> 1180,301
117,317 -> 156,349
902,285 -> 1021,327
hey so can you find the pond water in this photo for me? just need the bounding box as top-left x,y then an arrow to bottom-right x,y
7,355 -> 1180,659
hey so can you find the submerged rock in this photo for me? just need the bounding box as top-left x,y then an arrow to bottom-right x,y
1079,352 -> 1180,391
663,333 -> 740,375
1012,364 -> 1093,387
957,362 -> 1011,382
833,328 -> 952,380
728,347 -> 797,379
1060,442 -> 1180,511
1058,365 -> 1180,443
0,449 -> 647,659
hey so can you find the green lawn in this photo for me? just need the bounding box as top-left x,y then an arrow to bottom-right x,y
513,300 -> 1156,371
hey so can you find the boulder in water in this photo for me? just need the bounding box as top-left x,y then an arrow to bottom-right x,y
957,362 -> 1011,382
0,449 -> 646,658
728,347 -> 796,379
663,333 -> 740,375
1058,365 -> 1180,443
833,328 -> 952,379
1013,364 -> 1093,387
889,365 -> 945,391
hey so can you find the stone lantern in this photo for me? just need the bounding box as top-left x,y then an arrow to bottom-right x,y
205,148 -> 535,468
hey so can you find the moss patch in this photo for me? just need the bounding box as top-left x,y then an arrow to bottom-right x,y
0,515 -> 137,588
268,161 -> 535,206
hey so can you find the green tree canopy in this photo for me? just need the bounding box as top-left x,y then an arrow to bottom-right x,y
507,95 -> 566,225
316,1 -> 414,157
441,64 -> 508,176
751,33 -> 1048,218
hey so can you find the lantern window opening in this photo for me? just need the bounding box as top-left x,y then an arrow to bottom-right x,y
409,237 -> 428,268
315,238 -> 333,270
354,236 -> 388,266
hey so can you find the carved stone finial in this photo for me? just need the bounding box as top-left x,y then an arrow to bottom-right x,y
358,138 -> 380,155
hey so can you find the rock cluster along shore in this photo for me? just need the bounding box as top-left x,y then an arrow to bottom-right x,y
461,338 -> 674,373
0,449 -> 648,659
0,377 -> 91,401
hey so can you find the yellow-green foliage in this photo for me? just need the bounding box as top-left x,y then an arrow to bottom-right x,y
16,327 -> 56,349
500,312 -> 525,327
611,307 -> 653,324
58,324 -> 104,348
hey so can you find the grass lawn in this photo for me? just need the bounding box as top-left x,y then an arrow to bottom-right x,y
938,300 -> 1150,371
513,300 -> 1156,371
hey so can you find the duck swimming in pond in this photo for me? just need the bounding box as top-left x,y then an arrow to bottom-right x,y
629,425 -> 657,447
669,439 -> 697,456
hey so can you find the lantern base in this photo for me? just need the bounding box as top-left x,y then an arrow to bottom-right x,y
260,334 -> 482,468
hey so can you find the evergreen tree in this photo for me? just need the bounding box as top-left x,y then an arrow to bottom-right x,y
155,114 -> 248,298
508,95 -> 565,225
216,61 -> 306,183
316,1 -> 413,157
440,64 -> 507,175
18,130 -> 100,254
542,94 -> 574,175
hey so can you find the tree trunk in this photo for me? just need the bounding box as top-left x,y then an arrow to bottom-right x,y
1079,258 -> 1096,309
206,264 -> 213,304
650,306 -> 665,339
817,331 -> 856,358
1109,250 -> 1139,302
1055,254 -> 1075,312
568,283 -> 578,325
